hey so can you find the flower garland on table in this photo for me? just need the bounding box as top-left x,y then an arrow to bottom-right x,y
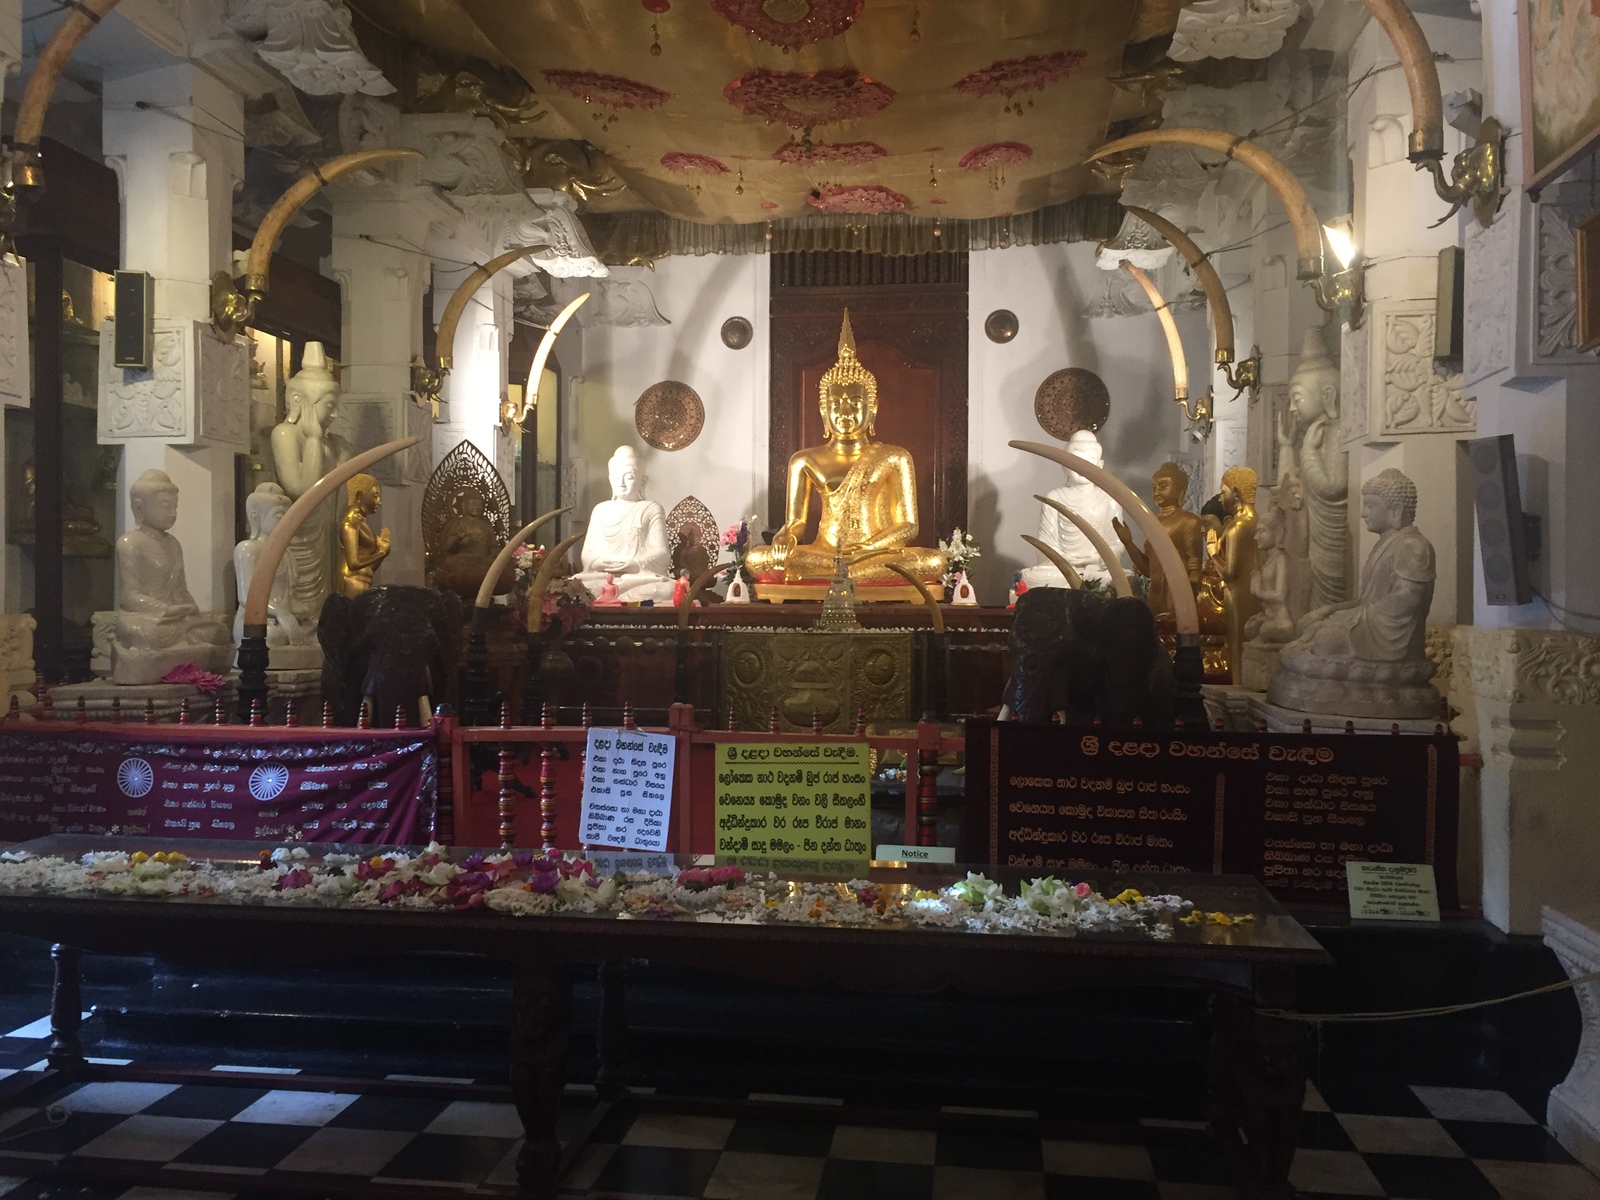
0,850 -> 1254,939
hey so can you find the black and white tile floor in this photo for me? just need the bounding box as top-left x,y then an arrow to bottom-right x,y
2,1010 -> 1597,1199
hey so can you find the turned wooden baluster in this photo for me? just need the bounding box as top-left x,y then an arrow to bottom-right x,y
75,695 -> 87,725
854,708 -> 867,737
768,706 -> 780,734
213,699 -> 226,726
357,703 -> 371,730
726,705 -> 738,733
539,703 -> 556,851
178,698 -> 191,725
321,701 -> 334,728
144,698 -> 156,725
249,699 -> 263,727
394,704 -> 407,730
622,701 -> 636,731
917,722 -> 939,848
111,697 -> 122,724
811,707 -> 822,736
497,701 -> 516,849
285,704 -> 299,728
578,703 -> 592,851
38,675 -> 53,721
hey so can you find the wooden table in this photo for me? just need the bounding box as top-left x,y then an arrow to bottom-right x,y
0,837 -> 1329,1200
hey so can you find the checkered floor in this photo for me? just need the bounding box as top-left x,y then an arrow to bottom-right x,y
2,1011 -> 1597,1199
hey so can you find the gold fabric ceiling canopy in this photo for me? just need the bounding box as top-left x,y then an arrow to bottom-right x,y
351,0 -> 1181,223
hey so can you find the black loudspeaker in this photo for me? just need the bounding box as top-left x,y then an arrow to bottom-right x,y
1435,247 -> 1464,360
1469,434 -> 1533,606
113,270 -> 153,369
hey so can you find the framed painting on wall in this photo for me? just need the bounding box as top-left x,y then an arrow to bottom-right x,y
1521,0 -> 1600,191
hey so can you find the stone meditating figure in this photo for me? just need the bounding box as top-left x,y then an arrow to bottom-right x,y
112,470 -> 232,685
1279,327 -> 1349,614
1021,429 -> 1124,589
270,342 -> 350,626
576,446 -> 675,604
338,474 -> 392,599
746,310 -> 945,586
233,483 -> 319,670
1212,466 -> 1261,683
1113,460 -> 1203,617
433,489 -> 505,599
1268,469 -> 1440,718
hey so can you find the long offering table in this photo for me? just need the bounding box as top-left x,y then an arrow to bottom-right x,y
0,837 -> 1330,1200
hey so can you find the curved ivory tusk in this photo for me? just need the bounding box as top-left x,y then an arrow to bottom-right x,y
526,533 -> 584,632
1022,536 -> 1083,589
1123,206 -> 1235,364
436,244 -> 549,373
474,506 -> 571,611
244,437 -> 419,629
1123,264 -> 1189,405
14,0 -> 122,151
847,547 -> 909,570
1013,440 -> 1199,635
245,150 -> 423,292
1034,495 -> 1132,598
1086,129 -> 1323,281
677,565 -> 724,630
885,564 -> 946,634
514,293 -> 590,424
1364,0 -> 1444,161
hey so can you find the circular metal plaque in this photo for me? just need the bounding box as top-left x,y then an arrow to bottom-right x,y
1034,367 -> 1111,439
721,316 -> 754,349
635,380 -> 705,451
984,309 -> 1019,343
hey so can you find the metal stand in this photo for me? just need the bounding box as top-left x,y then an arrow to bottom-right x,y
461,610 -> 494,727
236,628 -> 270,725
1174,633 -> 1206,727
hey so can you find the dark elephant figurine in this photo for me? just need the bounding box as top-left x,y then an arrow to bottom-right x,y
318,586 -> 463,727
1002,587 -> 1174,727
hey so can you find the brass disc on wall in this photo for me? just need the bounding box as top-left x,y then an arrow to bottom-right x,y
721,316 -> 753,349
1034,367 -> 1110,440
635,380 -> 706,451
984,309 -> 1019,343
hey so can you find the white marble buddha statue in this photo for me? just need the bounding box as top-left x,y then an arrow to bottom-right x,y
1021,429 -> 1126,588
233,483 -> 320,670
112,470 -> 233,685
1267,469 -> 1440,718
576,446 -> 675,604
270,342 -> 349,626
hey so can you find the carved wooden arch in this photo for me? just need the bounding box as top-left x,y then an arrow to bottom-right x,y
422,440 -> 514,567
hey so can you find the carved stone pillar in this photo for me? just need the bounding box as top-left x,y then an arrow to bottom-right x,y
99,63 -> 249,613
1454,627 -> 1600,934
1543,906 -> 1600,1174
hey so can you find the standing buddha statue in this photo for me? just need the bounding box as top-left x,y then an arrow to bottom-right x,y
746,310 -> 945,587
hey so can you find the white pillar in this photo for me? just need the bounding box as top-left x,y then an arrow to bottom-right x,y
99,62 -> 249,613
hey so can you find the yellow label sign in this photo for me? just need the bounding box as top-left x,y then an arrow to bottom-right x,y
714,741 -> 872,869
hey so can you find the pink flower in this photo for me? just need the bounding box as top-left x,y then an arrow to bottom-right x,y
1073,882 -> 1093,899
275,868 -> 312,891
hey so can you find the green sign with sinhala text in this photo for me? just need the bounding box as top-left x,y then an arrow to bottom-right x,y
714,741 -> 871,871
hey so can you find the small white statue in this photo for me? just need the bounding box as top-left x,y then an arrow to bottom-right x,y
725,574 -> 751,603
233,483 -> 320,671
951,571 -> 978,606
270,342 -> 349,626
575,446 -> 675,604
112,470 -> 232,685
1020,429 -> 1126,588
1267,469 -> 1440,718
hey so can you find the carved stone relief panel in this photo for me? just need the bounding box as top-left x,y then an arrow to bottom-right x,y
330,393 -> 401,484
1247,382 -> 1288,485
98,321 -> 189,442
0,257 -> 30,408
1379,308 -> 1473,437
1463,205 -> 1515,387
196,331 -> 250,452
1340,321 -> 1370,444
404,397 -> 432,484
1538,203 -> 1579,357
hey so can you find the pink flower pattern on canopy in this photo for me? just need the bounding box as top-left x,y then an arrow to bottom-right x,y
806,184 -> 908,214
641,0 -> 670,11
959,142 -> 1034,170
661,151 -> 729,174
724,67 -> 895,127
541,69 -> 670,110
709,0 -> 863,49
953,50 -> 1088,99
773,139 -> 887,166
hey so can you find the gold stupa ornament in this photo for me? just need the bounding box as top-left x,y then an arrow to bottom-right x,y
747,309 -> 945,594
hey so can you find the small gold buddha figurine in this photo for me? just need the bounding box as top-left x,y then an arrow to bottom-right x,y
1113,460 -> 1204,620
746,310 -> 945,586
1211,466 -> 1261,683
338,473 -> 392,599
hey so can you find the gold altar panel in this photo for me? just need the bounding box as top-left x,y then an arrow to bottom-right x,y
724,631 -> 912,734
355,0 -> 1174,223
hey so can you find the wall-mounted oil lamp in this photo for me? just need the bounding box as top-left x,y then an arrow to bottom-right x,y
1310,223 -> 1366,329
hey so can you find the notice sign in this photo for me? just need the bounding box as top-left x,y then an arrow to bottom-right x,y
580,727 -> 675,851
1345,862 -> 1440,922
963,719 -> 1459,910
714,742 -> 870,868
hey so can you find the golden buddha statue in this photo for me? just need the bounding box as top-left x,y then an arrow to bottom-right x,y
338,473 -> 392,599
746,310 -> 945,588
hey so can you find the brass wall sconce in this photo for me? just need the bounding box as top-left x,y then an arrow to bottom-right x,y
212,148 -> 423,340
1364,0 -> 1504,227
1309,224 -> 1366,329
413,243 -> 549,415
501,292 -> 590,433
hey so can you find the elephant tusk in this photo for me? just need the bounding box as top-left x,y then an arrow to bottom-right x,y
1085,128 -> 1324,282
885,564 -> 946,634
1033,495 -> 1132,598
14,0 -> 122,153
1123,263 -> 1189,406
1123,205 -> 1235,366
474,507 -> 572,612
526,533 -> 585,632
513,293 -> 589,426
244,437 -> 419,632
677,565 -> 725,630
1013,441 -> 1199,636
1363,0 -> 1445,162
435,244 -> 549,376
1022,536 -> 1083,590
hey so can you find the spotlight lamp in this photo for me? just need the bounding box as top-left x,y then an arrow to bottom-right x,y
1309,224 -> 1366,329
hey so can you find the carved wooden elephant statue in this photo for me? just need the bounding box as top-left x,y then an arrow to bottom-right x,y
1001,587 -> 1174,727
318,586 -> 462,727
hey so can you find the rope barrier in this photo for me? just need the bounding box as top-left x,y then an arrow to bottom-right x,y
1260,967 -> 1600,1024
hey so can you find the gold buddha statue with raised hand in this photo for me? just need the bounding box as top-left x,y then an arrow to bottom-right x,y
747,310 -> 945,588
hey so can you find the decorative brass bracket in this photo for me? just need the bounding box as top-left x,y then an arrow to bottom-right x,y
1179,391 -> 1214,441
411,357 -> 448,417
1219,346 -> 1262,402
1308,266 -> 1365,330
1417,116 -> 1505,229
210,271 -> 262,341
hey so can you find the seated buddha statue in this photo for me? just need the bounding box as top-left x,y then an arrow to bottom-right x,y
746,310 -> 945,586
